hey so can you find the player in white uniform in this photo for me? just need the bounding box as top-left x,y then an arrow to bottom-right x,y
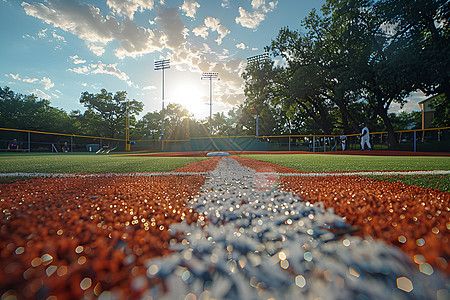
360,123 -> 371,151
340,132 -> 347,151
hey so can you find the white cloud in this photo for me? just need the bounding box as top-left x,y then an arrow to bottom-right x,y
6,73 -> 54,90
31,89 -> 51,99
7,73 -> 20,80
194,17 -> 229,45
181,0 -> 200,18
41,77 -> 55,90
69,55 -> 86,64
155,6 -> 188,51
24,28 -> 66,43
22,0 -> 164,58
236,0 -> 278,29
221,0 -> 230,8
193,25 -> 208,38
22,77 -> 39,83
68,61 -> 131,84
106,0 -> 155,19
236,43 -> 247,49
143,85 -> 157,90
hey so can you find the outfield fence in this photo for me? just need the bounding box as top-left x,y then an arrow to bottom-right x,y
1,127 -> 449,153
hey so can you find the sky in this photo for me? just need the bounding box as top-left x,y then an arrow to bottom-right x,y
0,0 -> 426,121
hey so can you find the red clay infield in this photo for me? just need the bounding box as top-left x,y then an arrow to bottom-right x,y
0,155 -> 448,299
115,150 -> 450,157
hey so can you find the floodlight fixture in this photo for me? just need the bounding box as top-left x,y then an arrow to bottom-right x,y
247,52 -> 270,64
154,59 -> 170,71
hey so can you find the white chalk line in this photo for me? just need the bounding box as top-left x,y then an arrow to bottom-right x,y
1,170 -> 449,179
0,172 -> 209,178
272,170 -> 450,177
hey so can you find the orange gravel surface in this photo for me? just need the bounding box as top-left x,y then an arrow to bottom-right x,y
1,155 -> 449,299
172,157 -> 220,172
0,174 -> 206,299
235,156 -> 450,274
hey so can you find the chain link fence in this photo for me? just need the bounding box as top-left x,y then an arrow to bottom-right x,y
1,127 -> 449,153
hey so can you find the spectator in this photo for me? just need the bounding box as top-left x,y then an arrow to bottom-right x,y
360,123 -> 372,151
7,139 -> 19,152
62,142 -> 70,152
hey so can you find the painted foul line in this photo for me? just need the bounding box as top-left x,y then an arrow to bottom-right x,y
0,172 -> 209,178
0,170 -> 448,178
272,170 -> 450,177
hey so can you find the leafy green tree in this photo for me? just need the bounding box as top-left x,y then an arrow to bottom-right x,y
0,86 -> 74,133
132,111 -> 162,140
374,0 -> 450,97
79,89 -> 143,138
133,103 -> 192,140
430,94 -> 450,127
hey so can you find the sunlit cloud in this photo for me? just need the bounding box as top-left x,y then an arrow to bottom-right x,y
236,0 -> 278,29
106,0 -> 155,19
6,73 -> 54,90
22,0 -> 164,58
30,88 -> 51,99
68,62 -> 132,85
236,43 -> 247,49
181,0 -> 200,18
194,16 -> 229,45
69,55 -> 86,64
155,6 -> 188,51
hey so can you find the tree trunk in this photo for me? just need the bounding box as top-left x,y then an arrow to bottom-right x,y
296,99 -> 332,134
377,101 -> 398,147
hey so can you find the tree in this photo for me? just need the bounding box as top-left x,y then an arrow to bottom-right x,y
0,86 -> 74,133
430,94 -> 450,127
133,103 -> 193,140
374,0 -> 450,97
79,89 -> 143,138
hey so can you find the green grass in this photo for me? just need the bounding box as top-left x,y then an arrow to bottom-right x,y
364,174 -> 450,192
239,154 -> 450,172
0,153 -> 207,173
240,154 -> 450,192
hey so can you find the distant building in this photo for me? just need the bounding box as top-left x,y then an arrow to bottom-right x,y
418,95 -> 439,129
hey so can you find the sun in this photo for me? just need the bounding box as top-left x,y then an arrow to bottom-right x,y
170,83 -> 208,119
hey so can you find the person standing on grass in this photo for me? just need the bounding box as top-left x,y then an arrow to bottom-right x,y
360,123 -> 371,151
7,139 -> 19,152
340,132 -> 347,151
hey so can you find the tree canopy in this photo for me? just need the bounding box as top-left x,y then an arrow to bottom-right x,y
242,0 -> 449,145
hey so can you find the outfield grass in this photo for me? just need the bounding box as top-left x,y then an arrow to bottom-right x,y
0,153 -> 207,173
239,154 -> 450,172
240,154 -> 450,192
364,174 -> 450,192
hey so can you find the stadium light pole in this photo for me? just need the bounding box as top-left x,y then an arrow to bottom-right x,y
125,97 -> 130,151
247,53 -> 270,137
154,59 -> 170,139
201,72 -> 219,134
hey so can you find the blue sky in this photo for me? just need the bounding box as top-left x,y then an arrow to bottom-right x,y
0,0 -> 425,120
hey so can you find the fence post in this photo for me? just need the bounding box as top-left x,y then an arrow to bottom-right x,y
313,136 -> 315,152
324,137 -> 326,152
28,131 -> 31,152
288,136 -> 291,152
70,135 -> 73,152
413,131 -> 416,152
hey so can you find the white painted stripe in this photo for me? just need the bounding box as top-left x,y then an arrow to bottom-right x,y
272,170 -> 450,177
0,172 -> 209,178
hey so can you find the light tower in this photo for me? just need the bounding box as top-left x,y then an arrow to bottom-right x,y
154,59 -> 170,139
247,53 -> 270,137
201,72 -> 219,134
